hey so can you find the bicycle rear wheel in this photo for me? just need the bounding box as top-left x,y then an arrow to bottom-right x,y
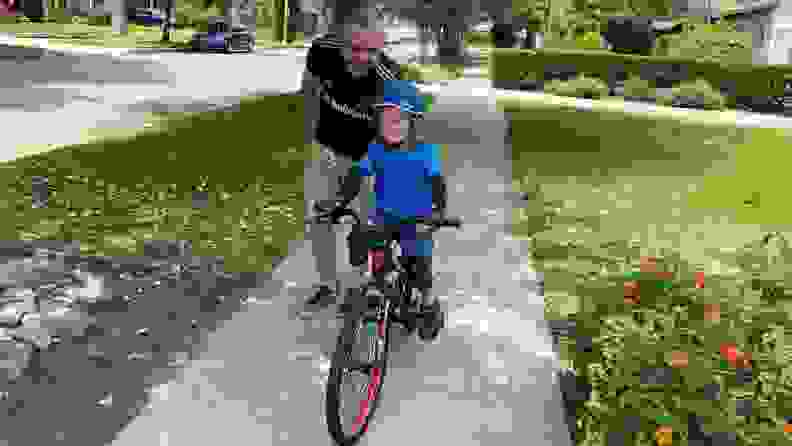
325,290 -> 391,445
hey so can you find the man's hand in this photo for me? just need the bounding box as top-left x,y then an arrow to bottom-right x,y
431,208 -> 447,222
313,200 -> 349,221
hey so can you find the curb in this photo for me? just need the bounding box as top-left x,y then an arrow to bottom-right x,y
417,79 -> 792,129
0,240 -> 289,290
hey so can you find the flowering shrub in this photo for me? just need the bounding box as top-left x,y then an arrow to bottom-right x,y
548,234 -> 792,445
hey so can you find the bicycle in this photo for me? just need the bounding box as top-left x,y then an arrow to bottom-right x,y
304,205 -> 462,446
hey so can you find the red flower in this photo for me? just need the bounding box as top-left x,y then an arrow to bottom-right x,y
695,271 -> 705,289
720,343 -> 739,363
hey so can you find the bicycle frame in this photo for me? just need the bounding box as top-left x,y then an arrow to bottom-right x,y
320,209 -> 460,446
362,230 -> 411,301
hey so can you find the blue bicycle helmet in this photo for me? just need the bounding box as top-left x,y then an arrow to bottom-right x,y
373,80 -> 426,116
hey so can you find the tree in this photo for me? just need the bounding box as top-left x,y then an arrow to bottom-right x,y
568,0 -> 603,35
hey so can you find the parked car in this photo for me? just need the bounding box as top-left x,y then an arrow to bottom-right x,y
127,8 -> 164,26
191,20 -> 255,53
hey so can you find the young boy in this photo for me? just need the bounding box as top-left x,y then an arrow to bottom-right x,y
325,79 -> 448,342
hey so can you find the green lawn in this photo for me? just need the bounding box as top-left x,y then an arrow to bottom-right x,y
504,97 -> 792,444
402,62 -> 465,83
1,22 -> 307,50
0,94 -> 312,274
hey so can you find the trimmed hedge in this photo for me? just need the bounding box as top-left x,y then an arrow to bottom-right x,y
492,47 -> 792,103
659,78 -> 726,111
544,74 -> 609,100
622,75 -> 657,102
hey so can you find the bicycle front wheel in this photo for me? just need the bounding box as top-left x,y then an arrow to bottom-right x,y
325,292 -> 390,445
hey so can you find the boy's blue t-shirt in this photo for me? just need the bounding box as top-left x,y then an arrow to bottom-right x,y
357,142 -> 442,219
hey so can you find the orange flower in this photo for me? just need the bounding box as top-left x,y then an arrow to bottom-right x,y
657,271 -> 674,280
624,281 -> 640,304
655,425 -> 673,446
668,351 -> 689,369
641,256 -> 658,274
704,303 -> 720,322
735,351 -> 752,369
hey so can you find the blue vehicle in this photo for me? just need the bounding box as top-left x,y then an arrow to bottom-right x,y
127,8 -> 164,26
190,18 -> 255,53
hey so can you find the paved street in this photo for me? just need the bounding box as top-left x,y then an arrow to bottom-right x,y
0,24 -> 421,162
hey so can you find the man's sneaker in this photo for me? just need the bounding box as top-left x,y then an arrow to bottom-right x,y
305,283 -> 337,308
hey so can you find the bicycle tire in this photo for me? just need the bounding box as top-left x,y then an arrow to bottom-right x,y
325,289 -> 391,445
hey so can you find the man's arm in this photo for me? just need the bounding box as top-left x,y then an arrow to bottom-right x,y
336,164 -> 364,207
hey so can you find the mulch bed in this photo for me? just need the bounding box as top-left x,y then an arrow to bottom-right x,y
0,240 -> 284,445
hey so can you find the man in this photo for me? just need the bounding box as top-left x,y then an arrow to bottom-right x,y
302,5 -> 401,308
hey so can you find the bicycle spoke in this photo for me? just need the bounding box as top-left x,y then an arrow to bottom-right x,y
327,315 -> 390,443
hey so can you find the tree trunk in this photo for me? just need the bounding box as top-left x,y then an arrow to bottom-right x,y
224,0 -> 234,30
272,0 -> 287,42
437,20 -> 465,65
40,0 -> 48,21
418,23 -> 433,64
161,0 -> 175,42
112,0 -> 128,35
23,0 -> 46,22
239,0 -> 255,38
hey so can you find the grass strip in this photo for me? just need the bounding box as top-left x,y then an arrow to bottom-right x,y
0,93 -> 312,274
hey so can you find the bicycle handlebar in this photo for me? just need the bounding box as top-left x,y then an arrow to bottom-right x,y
304,205 -> 462,231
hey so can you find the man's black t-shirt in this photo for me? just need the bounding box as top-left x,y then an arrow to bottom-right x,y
306,33 -> 402,161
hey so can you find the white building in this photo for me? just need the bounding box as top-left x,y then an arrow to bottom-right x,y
677,0 -> 792,65
722,0 -> 792,65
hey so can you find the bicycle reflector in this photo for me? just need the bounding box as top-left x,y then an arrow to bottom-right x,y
368,249 -> 386,273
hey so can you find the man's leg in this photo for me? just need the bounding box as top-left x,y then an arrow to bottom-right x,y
304,144 -> 353,305
344,153 -> 371,280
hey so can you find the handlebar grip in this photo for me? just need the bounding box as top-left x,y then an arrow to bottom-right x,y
441,217 -> 462,227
